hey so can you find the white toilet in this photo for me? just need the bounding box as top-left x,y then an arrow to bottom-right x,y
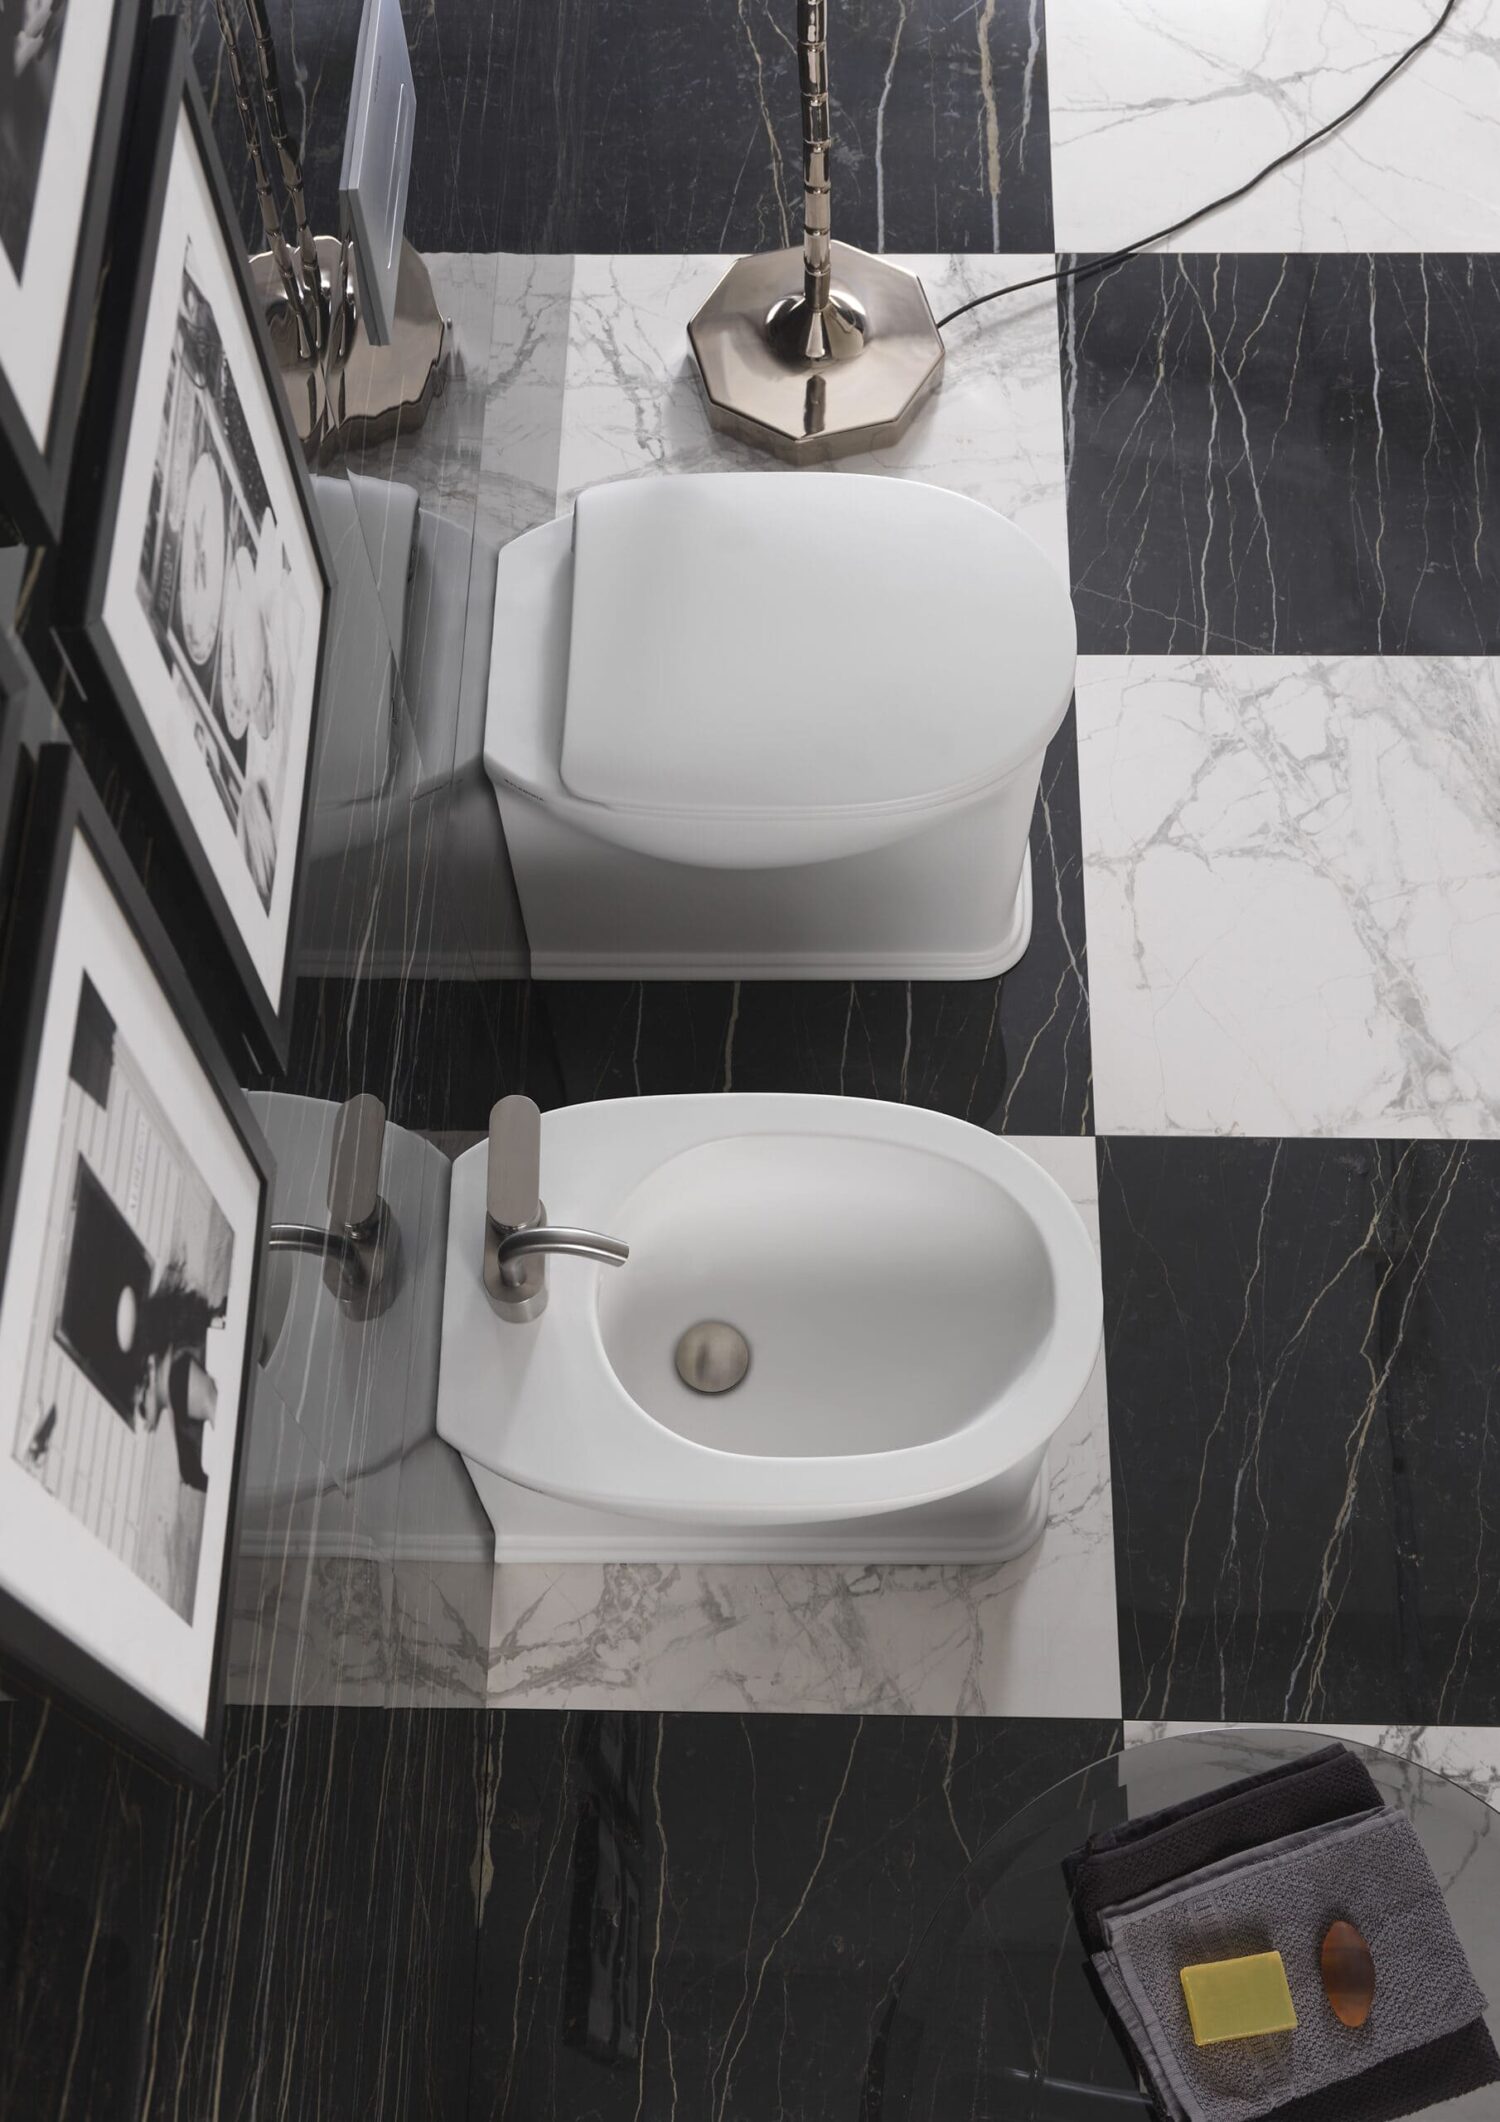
484,473 -> 1077,979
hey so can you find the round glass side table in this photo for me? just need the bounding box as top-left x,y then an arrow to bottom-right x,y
866,1728 -> 1500,2122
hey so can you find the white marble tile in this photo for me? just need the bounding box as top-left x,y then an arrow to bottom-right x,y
227,1547 -> 396,1709
342,252 -> 498,525
1076,655 -> 1500,1137
487,1137 -> 1120,1718
473,253 -> 576,549
387,1555 -> 493,1708
550,254 -> 1071,584
1047,0 -> 1500,255
1125,1720 -> 1500,1812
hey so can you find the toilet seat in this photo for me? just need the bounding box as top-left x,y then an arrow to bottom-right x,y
485,473 -> 1076,871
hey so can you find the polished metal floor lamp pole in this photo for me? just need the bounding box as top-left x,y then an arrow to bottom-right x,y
689,0 -> 943,461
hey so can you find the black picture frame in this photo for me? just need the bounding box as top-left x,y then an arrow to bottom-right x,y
0,622 -> 40,940
0,0 -> 145,542
57,15 -> 335,1071
0,744 -> 273,1784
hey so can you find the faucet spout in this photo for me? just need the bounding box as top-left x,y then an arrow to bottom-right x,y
484,1096 -> 628,1322
493,1226 -> 630,1279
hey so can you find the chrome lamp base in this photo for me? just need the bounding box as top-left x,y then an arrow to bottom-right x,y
252,235 -> 449,463
689,241 -> 944,463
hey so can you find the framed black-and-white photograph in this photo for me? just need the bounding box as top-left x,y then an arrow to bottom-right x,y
0,746 -> 272,1782
0,0 -> 141,539
61,17 -> 333,1068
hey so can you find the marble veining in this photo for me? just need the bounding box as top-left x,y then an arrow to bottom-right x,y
476,250 -> 1092,1136
486,1136 -> 1119,1718
554,252 -> 1071,578
1102,1137 -> 1500,1727
191,0 -> 1056,258
341,252 -> 504,545
467,1711 -> 1120,2122
1063,252 -> 1500,656
1126,1721 -> 1500,1814
1076,655 -> 1500,1137
0,1696 -> 487,2121
12,0 -> 1500,2096
1048,0 -> 1500,254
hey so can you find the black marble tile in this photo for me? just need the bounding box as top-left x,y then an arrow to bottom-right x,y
468,1711 -> 1120,2122
286,971 -> 534,1128
0,1698 -> 487,2121
188,0 -> 1053,258
141,1706 -> 484,2120
1101,1137 -> 1500,1725
0,1698 -> 174,2122
528,709 -> 1092,1135
1062,253 -> 1500,655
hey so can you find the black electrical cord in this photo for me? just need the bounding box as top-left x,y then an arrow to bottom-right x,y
935,0 -> 1460,333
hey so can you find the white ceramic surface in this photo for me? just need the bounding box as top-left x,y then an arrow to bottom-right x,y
437,1096 -> 1103,1556
559,473 -> 1076,837
486,479 -> 1070,972
474,254 -> 1073,979
481,1138 -> 1119,1718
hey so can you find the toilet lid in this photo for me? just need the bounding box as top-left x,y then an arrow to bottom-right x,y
559,473 -> 1077,821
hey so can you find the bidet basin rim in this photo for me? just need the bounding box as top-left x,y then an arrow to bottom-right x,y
436,1095 -> 1101,1527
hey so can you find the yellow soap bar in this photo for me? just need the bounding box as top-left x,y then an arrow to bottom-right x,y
1180,1952 -> 1298,2046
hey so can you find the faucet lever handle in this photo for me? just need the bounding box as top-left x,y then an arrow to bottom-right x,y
328,1092 -> 386,1233
488,1095 -> 541,1234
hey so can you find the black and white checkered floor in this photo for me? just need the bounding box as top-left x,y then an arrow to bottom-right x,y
309,0 -> 1490,1774
6,6 -> 1497,2116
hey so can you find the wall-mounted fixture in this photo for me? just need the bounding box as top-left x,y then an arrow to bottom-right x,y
262,1093 -> 402,1361
687,0 -> 943,461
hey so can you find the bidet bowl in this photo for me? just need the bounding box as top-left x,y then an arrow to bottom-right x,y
436,1096 -> 1102,1555
597,1133 -> 1053,1456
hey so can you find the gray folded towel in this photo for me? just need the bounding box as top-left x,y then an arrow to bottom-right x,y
1091,1805 -> 1489,2122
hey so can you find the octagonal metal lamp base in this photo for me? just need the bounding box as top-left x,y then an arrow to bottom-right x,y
689,241 -> 943,463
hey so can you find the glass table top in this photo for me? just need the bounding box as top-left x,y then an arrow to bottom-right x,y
866,1728 -> 1500,2122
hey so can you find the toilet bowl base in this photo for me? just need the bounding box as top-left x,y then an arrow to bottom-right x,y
523,847 -> 1033,984
466,1453 -> 1052,1567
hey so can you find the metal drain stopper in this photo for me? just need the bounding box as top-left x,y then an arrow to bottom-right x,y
674,1320 -> 751,1395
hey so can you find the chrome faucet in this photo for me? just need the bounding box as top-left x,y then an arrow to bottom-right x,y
267,1092 -> 402,1322
484,1095 -> 628,1322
